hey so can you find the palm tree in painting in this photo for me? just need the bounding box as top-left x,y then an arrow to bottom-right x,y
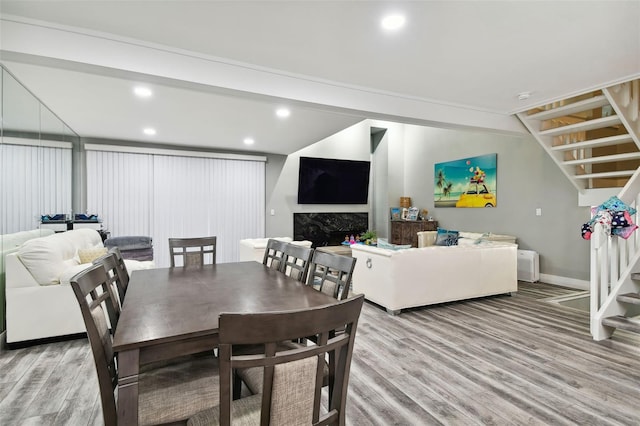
443,182 -> 453,199
436,169 -> 446,200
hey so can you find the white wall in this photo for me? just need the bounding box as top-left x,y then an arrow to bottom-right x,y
266,120 -> 371,238
393,123 -> 590,282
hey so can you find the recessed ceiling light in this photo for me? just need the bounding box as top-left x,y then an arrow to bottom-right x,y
381,14 -> 406,30
276,108 -> 290,118
143,127 -> 156,136
517,91 -> 532,101
134,86 -> 153,98
243,137 -> 255,145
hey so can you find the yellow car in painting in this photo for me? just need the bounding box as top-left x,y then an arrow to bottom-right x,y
456,183 -> 496,208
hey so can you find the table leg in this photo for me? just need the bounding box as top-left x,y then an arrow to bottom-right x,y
117,349 -> 140,425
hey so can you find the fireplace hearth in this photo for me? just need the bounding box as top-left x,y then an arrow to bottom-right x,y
294,213 -> 369,247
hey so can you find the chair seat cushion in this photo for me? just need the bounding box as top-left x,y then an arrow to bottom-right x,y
187,394 -> 261,426
139,354 -> 220,426
237,341 -> 328,395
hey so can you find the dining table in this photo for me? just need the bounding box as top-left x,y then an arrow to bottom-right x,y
112,260 -> 338,425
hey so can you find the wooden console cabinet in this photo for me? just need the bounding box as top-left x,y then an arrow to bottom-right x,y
390,220 -> 438,247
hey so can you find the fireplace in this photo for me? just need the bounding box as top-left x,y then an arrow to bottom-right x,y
294,213 -> 369,247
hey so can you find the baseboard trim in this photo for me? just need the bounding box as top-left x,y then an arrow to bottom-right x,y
0,330 -> 6,351
538,274 -> 589,290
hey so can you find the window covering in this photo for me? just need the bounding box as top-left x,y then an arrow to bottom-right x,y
86,148 -> 265,266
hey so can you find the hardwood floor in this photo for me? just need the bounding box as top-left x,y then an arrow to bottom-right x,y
2,282 -> 640,425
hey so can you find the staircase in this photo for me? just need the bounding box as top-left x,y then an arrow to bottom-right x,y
518,78 -> 640,340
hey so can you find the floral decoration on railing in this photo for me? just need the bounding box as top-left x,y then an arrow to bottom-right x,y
581,196 -> 638,240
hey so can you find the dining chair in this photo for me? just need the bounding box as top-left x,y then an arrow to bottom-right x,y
306,250 -> 357,300
108,246 -> 130,301
261,238 -> 288,271
188,294 -> 365,426
92,252 -> 124,333
281,243 -> 314,283
70,264 -> 221,426
169,236 -> 217,267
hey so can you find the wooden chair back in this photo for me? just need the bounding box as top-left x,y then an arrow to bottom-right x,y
69,264 -> 119,426
169,236 -> 217,267
307,250 -> 357,300
108,246 -> 130,300
218,294 -> 365,426
262,238 -> 288,271
281,243 -> 314,282
91,252 -> 123,333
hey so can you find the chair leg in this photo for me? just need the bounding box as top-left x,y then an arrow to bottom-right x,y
233,369 -> 243,399
328,350 -> 335,403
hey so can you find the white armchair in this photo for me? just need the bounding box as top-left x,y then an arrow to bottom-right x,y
239,237 -> 312,263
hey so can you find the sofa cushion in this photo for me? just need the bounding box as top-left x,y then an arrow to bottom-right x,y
59,263 -> 95,286
18,235 -> 79,285
417,231 -> 437,247
62,228 -> 103,248
124,259 -> 156,272
1,229 -> 55,275
435,228 -> 459,246
78,247 -> 108,264
17,229 -> 103,286
1,229 -> 55,254
58,259 -> 155,286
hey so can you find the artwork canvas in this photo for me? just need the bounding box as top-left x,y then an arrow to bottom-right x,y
434,153 -> 497,208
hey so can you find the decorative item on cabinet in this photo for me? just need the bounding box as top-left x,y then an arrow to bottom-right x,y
390,207 -> 401,220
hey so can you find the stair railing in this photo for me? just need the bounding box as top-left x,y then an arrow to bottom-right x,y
590,148 -> 640,340
590,79 -> 640,340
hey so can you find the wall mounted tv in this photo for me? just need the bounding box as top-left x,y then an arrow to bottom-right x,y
297,156 -> 371,204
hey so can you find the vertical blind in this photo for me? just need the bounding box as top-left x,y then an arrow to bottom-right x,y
86,147 -> 265,266
0,141 -> 72,234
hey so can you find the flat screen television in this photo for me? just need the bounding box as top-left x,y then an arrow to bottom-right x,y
297,156 -> 371,204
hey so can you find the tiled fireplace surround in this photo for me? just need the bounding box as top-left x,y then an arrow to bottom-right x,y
293,212 -> 369,248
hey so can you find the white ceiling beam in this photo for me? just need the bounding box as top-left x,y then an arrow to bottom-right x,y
1,16 -> 527,135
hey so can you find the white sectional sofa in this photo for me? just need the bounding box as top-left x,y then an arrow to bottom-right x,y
5,229 -> 154,344
350,238 -> 517,314
1,229 -> 56,336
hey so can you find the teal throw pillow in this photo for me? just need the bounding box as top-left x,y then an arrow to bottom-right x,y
435,228 -> 459,246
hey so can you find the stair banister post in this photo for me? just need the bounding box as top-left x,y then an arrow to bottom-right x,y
590,222 -> 609,338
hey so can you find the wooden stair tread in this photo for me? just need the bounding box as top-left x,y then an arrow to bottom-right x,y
549,134 -> 634,151
539,116 -> 622,137
602,315 -> 640,333
526,95 -> 610,121
573,170 -> 636,179
617,293 -> 640,305
562,151 -> 640,166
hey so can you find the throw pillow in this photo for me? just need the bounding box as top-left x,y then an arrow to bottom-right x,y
435,228 -> 459,246
595,196 -> 637,215
78,246 -> 108,264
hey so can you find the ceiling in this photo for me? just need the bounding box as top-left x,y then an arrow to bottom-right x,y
1,1 -> 639,155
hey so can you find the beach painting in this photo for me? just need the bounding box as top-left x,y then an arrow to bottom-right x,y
434,153 -> 497,208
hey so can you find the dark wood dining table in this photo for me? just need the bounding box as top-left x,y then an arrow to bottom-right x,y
112,261 -> 338,425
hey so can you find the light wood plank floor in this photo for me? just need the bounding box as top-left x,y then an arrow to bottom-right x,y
2,282 -> 640,425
